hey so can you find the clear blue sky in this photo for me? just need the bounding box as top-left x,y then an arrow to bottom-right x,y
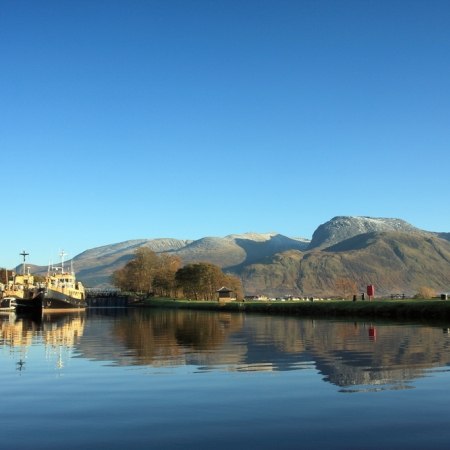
1,0 -> 449,268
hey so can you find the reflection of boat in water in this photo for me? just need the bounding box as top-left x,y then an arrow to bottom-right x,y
0,310 -> 86,371
0,311 -> 85,347
0,297 -> 17,311
2,251 -> 87,312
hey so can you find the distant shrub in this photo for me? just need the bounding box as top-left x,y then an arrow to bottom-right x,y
414,286 -> 436,299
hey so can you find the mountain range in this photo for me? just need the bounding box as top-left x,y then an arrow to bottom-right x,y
26,216 -> 450,297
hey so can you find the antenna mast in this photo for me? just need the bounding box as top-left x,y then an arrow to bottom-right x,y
59,250 -> 67,273
20,250 -> 29,275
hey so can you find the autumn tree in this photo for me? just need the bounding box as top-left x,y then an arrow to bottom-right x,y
175,262 -> 243,301
152,254 -> 182,297
112,249 -> 183,295
111,263 -> 133,292
415,286 -> 436,299
112,252 -> 244,300
0,268 -> 9,284
175,263 -> 219,300
222,273 -> 244,300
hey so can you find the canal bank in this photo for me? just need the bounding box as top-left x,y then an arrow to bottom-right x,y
139,298 -> 450,321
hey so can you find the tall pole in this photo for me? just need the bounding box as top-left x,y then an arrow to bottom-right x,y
20,250 -> 29,275
60,250 -> 67,273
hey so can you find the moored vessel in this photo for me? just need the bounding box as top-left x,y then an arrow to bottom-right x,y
2,250 -> 87,312
40,251 -> 87,311
1,251 -> 45,310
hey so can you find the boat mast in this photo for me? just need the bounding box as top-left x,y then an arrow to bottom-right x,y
60,250 -> 67,273
20,250 -> 29,275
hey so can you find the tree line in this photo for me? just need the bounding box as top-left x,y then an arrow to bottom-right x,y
111,248 -> 243,300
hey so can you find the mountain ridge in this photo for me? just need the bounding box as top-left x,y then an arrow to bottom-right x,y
12,216 -> 450,297
308,216 -> 423,249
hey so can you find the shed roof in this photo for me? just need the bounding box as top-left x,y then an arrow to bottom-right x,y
217,286 -> 233,293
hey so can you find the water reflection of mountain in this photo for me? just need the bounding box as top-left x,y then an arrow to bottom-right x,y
301,320 -> 450,389
75,309 -> 450,389
242,317 -> 450,388
5,309 -> 450,389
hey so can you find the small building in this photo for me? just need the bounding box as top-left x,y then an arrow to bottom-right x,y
217,286 -> 236,303
244,294 -> 269,301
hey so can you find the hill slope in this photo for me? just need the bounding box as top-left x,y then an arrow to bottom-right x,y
23,216 -> 450,296
239,231 -> 450,297
39,233 -> 310,287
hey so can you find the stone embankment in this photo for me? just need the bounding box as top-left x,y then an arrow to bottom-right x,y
140,298 -> 450,321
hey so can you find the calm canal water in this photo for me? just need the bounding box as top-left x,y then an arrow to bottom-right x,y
2,308 -> 450,449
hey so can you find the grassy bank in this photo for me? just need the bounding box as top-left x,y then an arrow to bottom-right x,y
138,298 -> 450,321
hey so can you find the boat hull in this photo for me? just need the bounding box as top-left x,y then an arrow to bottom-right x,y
15,290 -> 86,311
42,288 -> 87,310
14,291 -> 45,311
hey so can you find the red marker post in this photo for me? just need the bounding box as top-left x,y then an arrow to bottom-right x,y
367,285 -> 375,301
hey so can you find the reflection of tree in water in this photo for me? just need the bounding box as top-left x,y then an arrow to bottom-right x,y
81,309 -> 450,388
112,309 -> 244,366
174,311 -> 237,350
